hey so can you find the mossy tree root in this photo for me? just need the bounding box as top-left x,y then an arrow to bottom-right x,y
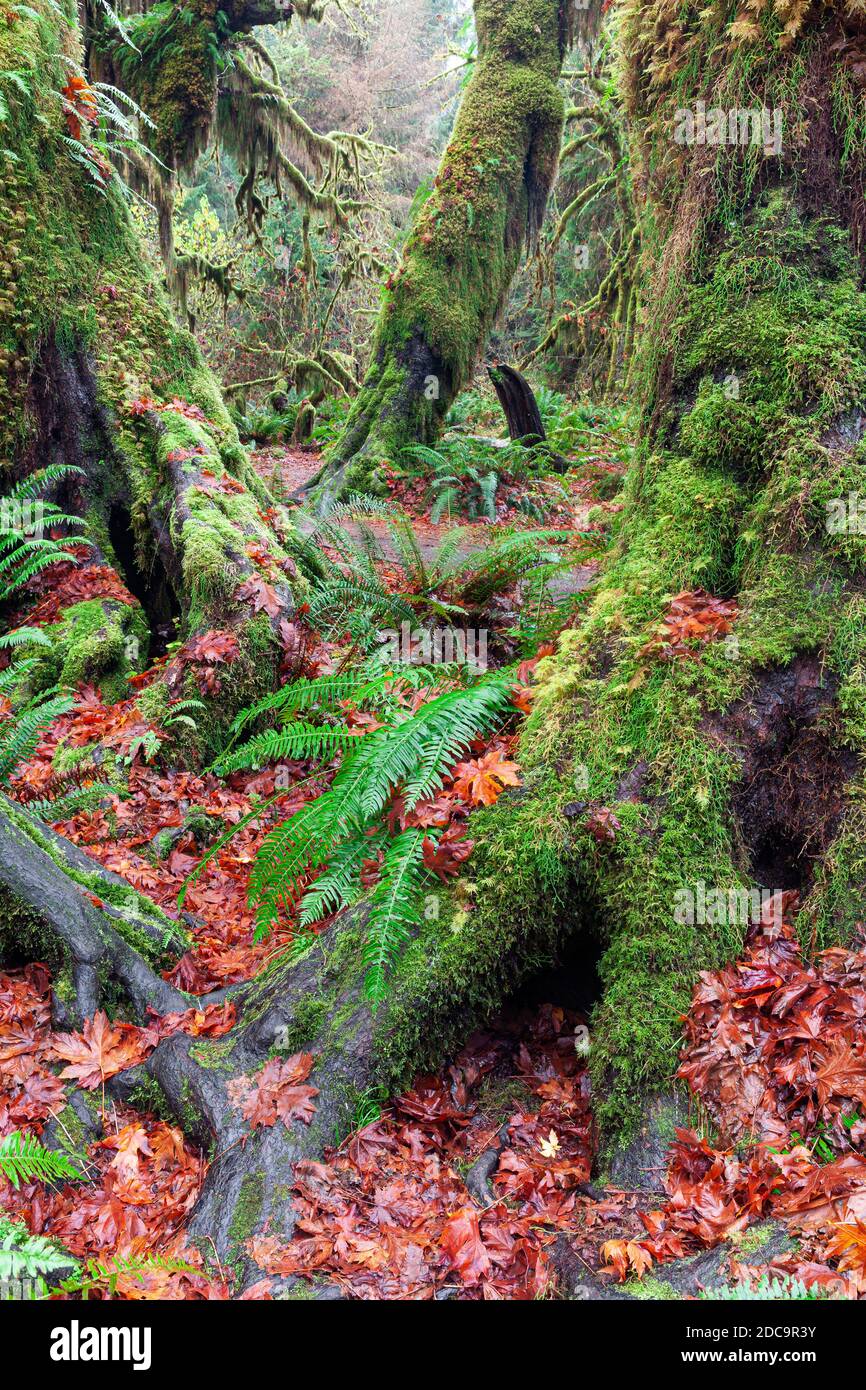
0,795 -> 193,1024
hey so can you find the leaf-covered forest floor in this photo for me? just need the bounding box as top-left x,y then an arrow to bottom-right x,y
4,437 -> 866,1300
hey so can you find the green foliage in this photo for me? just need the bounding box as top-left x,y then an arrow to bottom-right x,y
206,668 -> 518,999
404,438 -> 556,522
294,495 -> 575,651
50,1250 -> 196,1300
701,1274 -> 836,1301
0,1131 -> 81,1189
0,684 -> 73,785
0,465 -> 88,601
0,629 -> 117,815
0,1213 -> 74,1292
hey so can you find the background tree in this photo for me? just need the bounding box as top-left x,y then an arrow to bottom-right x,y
317,0 -> 570,499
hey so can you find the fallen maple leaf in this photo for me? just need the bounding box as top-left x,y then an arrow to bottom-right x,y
451,748 -> 521,807
52,1011 -> 148,1089
235,575 -> 283,620
539,1129 -> 561,1159
439,1208 -> 491,1285
228,1053 -> 319,1130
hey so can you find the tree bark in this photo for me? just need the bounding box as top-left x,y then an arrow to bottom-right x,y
472,0 -> 866,1148
488,364 -> 546,443
314,0 -> 568,502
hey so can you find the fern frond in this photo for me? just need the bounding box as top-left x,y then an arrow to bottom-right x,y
0,626 -> 51,650
5,465 -> 84,502
0,1132 -> 81,1189
213,722 -> 357,776
221,673 -> 391,751
27,782 -> 119,822
0,691 -> 74,783
298,828 -> 385,926
315,493 -> 397,527
355,676 -> 514,818
363,828 -> 428,1001
0,1214 -> 74,1287
307,578 -> 416,627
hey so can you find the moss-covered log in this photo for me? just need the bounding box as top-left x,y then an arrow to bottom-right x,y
315,0 -> 568,500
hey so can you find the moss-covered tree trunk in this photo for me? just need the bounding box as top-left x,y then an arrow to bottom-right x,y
316,0 -> 567,499
1,4 -> 303,758
459,0 -> 866,1147
7,0 -> 866,1297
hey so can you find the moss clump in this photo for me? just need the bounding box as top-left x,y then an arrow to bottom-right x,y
127,1075 -> 174,1122
227,1168 -> 265,1266
0,885 -> 68,972
28,599 -> 148,703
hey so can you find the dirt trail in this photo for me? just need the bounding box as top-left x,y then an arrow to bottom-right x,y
251,443 -> 603,598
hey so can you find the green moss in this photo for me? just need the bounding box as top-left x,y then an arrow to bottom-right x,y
273,994 -> 328,1055
0,884 -> 68,972
734,1222 -> 777,1258
0,799 -> 189,969
48,1102 -> 92,1163
127,1075 -> 174,1122
623,1274 -> 681,1300
29,599 -> 147,703
227,1168 -> 265,1263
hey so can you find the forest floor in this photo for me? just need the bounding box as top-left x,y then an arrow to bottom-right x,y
3,439 -> 866,1300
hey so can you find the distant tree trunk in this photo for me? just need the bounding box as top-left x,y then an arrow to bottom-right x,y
488,364 -> 546,442
316,0 -> 568,502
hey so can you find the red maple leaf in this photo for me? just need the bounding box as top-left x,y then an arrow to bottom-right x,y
451,748 -> 521,807
235,575 -> 283,620
228,1054 -> 319,1130
439,1208 -> 491,1285
51,1010 -> 148,1089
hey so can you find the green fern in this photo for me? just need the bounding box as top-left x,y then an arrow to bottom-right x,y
23,781 -> 120,822
0,465 -> 89,601
0,1214 -> 75,1291
701,1273 -> 836,1301
0,1132 -> 82,1189
238,671 -> 517,995
363,828 -> 429,1001
297,492 -> 578,655
214,722 -> 358,776
0,689 -> 74,784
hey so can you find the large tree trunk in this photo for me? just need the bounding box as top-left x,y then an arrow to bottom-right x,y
467,0 -> 866,1147
2,7 -> 303,759
6,0 -> 866,1295
314,0 -> 568,501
